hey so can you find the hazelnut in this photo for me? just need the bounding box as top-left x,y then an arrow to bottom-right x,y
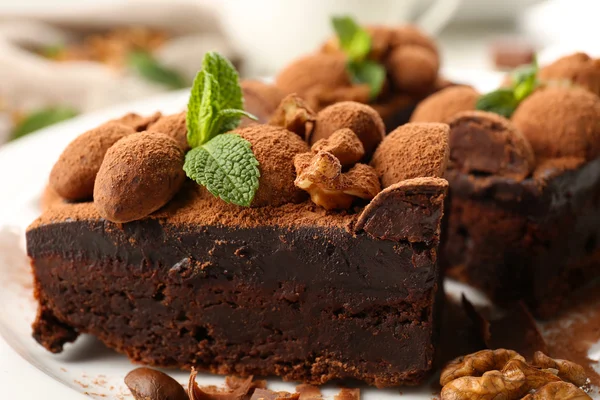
512,86 -> 600,161
410,86 -> 480,123
94,132 -> 185,223
294,151 -> 380,210
311,128 -> 365,167
311,101 -> 385,157
387,45 -> 439,93
110,111 -> 162,132
125,367 -> 188,400
275,53 -> 351,98
147,112 -> 189,151
49,122 -> 135,201
449,111 -> 535,180
235,125 -> 309,207
268,93 -> 316,140
371,122 -> 450,188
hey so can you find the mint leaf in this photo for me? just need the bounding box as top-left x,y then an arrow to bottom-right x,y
183,133 -> 260,206
11,106 -> 78,140
347,60 -> 386,99
187,71 -> 220,147
332,16 -> 371,62
512,58 -> 539,101
475,88 -> 519,118
201,52 -> 243,112
41,44 -> 65,59
216,109 -> 258,133
127,50 -> 186,89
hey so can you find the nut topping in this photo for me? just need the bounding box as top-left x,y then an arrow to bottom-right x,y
521,382 -> 592,400
311,128 -> 365,167
440,349 -> 525,386
269,93 -> 316,140
532,351 -> 588,387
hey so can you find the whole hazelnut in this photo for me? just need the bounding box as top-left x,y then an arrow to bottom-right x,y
371,122 -> 450,187
147,112 -> 189,152
512,86 -> 600,161
410,86 -> 480,123
94,132 -> 185,223
49,122 -> 135,201
235,125 -> 309,207
387,45 -> 439,93
311,101 -> 385,157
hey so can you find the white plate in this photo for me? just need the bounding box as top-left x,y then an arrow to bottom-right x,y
2,70 -> 584,400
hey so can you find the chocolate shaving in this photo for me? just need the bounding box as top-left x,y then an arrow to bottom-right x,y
295,384 -> 323,400
188,369 -> 253,400
334,388 -> 360,400
249,389 -> 299,400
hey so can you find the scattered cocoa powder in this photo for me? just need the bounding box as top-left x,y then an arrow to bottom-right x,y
40,184 -> 63,211
235,125 -> 309,207
275,53 -> 351,99
93,132 -> 185,223
110,111 -> 162,132
387,45 -> 439,93
311,128 -> 365,167
311,101 -> 385,157
449,110 -> 535,180
512,86 -> 600,161
370,122 -> 449,187
49,122 -> 135,200
410,86 -> 480,123
539,52 -> 600,96
147,112 -> 189,151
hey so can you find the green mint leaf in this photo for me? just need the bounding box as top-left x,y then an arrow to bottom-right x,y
183,133 -> 260,206
347,60 -> 386,99
187,70 -> 220,147
512,58 -> 539,102
475,88 -> 519,118
216,109 -> 258,134
127,50 -> 186,89
11,106 -> 78,140
332,16 -> 371,62
201,51 -> 243,112
41,44 -> 65,59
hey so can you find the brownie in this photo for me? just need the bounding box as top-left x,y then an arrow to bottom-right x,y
28,179 -> 448,387
442,157 -> 600,318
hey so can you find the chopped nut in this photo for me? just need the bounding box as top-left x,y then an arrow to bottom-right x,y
294,151 -> 381,210
502,359 -> 561,392
269,94 -> 316,140
532,352 -> 588,387
441,370 -> 529,400
440,349 -> 525,386
522,381 -> 592,399
311,128 -> 365,166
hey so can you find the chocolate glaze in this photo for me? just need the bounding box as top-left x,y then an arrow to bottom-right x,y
443,156 -> 600,318
28,182 -> 447,387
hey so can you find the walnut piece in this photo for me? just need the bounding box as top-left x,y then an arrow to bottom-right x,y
294,151 -> 380,210
440,349 -> 525,386
269,93 -> 316,140
532,351 -> 588,387
311,128 -> 365,166
441,370 -> 529,400
521,382 -> 592,400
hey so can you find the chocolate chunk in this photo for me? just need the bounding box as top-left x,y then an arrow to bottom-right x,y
250,389 -> 300,400
124,367 -> 187,400
334,388 -> 360,400
355,177 -> 448,243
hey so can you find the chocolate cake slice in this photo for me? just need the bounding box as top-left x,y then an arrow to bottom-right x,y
29,178 -> 447,387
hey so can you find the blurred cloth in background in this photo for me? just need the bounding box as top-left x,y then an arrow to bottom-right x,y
0,0 -> 236,144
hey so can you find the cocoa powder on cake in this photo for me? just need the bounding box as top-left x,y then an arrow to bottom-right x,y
512,87 -> 600,161
311,101 -> 385,157
410,86 -> 480,123
147,112 -> 189,151
370,122 -> 450,187
235,125 -> 309,207
49,122 -> 135,201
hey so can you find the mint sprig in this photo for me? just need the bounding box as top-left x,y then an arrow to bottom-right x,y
184,134 -> 259,206
12,106 -> 78,140
184,51 -> 260,207
331,16 -> 386,99
127,50 -> 186,89
476,57 -> 538,118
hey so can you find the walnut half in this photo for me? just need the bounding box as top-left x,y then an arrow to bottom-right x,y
294,151 -> 380,210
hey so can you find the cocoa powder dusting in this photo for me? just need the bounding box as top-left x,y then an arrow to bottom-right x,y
147,112 -> 189,151
410,86 -> 480,123
541,283 -> 600,389
110,111 -> 162,131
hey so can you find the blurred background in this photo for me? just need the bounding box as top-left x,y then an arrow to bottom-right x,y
0,0 -> 596,145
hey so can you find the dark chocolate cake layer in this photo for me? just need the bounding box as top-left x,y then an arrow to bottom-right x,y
28,180 -> 447,387
442,157 -> 600,318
